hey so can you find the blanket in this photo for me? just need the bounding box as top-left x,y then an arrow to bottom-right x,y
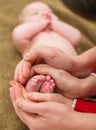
0,0 -> 96,130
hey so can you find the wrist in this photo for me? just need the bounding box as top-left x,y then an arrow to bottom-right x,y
75,112 -> 96,130
67,55 -> 78,75
70,55 -> 88,77
61,110 -> 86,130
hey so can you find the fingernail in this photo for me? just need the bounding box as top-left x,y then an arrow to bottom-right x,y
27,93 -> 33,98
17,100 -> 22,107
25,53 -> 30,57
28,93 -> 32,97
10,81 -> 17,87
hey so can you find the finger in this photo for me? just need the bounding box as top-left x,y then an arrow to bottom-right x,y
9,82 -> 31,123
10,81 -> 40,114
26,92 -> 63,102
14,61 -> 21,82
22,60 -> 31,80
14,60 -> 25,84
9,86 -> 31,124
9,86 -> 20,118
16,97 -> 50,115
15,60 -> 31,84
18,60 -> 26,84
10,80 -> 25,99
9,86 -> 20,115
33,64 -> 60,82
15,83 -> 23,99
26,92 -> 53,102
23,45 -> 39,62
23,45 -> 69,70
23,45 -> 56,63
32,64 -> 78,97
9,86 -> 16,102
9,86 -> 19,113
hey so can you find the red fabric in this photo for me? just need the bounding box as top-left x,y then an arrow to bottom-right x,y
74,99 -> 96,113
74,71 -> 96,113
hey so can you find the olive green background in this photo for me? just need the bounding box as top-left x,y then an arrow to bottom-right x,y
0,0 -> 96,130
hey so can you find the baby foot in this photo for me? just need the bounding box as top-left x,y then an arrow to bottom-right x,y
40,75 -> 55,93
25,75 -> 55,93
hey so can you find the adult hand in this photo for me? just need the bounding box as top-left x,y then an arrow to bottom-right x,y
32,64 -> 96,98
24,46 -> 96,78
23,45 -> 74,70
26,92 -> 73,107
9,81 -> 96,130
14,45 -> 75,84
9,81 -> 73,130
14,59 -> 32,84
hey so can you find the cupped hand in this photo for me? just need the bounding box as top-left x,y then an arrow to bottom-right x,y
9,81 -> 77,130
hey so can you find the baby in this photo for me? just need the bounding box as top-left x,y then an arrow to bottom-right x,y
12,1 -> 81,93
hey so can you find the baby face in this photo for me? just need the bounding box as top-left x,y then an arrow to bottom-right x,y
20,2 -> 58,23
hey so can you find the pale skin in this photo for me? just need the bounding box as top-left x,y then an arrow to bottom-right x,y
31,64 -> 96,98
12,2 -> 81,53
14,45 -> 96,96
10,62 -> 96,107
9,81 -> 96,130
12,2 -> 81,92
10,80 -> 73,107
10,47 -> 96,129
10,2 -> 96,129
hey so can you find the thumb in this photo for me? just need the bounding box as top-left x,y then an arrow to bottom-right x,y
16,99 -> 54,115
23,45 -> 46,61
33,64 -> 60,82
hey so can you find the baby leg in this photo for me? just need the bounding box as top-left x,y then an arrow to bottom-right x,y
25,75 -> 55,93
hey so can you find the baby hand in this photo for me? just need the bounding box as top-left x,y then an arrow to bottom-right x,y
41,18 -> 51,24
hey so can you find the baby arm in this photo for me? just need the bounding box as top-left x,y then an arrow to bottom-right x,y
51,19 -> 81,47
12,20 -> 50,53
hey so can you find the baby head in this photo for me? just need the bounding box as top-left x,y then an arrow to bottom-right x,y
18,2 -> 57,23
